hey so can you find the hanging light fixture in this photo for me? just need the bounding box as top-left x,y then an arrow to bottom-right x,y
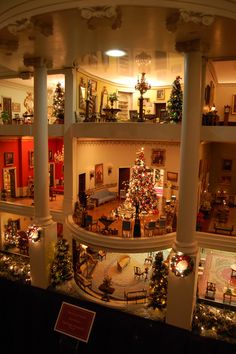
135,51 -> 152,66
54,144 -> 64,163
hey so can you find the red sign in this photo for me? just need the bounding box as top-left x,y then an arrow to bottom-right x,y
54,302 -> 96,342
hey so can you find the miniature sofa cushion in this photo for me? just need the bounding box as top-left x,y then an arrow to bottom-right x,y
90,188 -> 117,206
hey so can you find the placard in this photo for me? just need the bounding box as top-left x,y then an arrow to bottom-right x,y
54,302 -> 96,342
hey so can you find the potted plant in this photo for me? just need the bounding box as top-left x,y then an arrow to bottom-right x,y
108,92 -> 118,108
1,111 -> 10,124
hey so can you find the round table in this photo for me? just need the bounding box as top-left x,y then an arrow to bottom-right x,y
230,264 -> 236,278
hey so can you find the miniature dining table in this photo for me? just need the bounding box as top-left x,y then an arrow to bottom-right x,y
99,216 -> 116,234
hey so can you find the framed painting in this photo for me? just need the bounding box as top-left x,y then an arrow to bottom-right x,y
232,95 -> 236,114
167,171 -> 178,183
156,89 -> 165,100
4,152 -> 14,166
151,149 -> 166,166
222,159 -> 232,171
29,150 -> 34,168
95,163 -> 103,186
12,102 -> 21,112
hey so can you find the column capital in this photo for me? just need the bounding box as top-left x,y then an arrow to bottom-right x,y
23,56 -> 52,68
176,39 -> 209,54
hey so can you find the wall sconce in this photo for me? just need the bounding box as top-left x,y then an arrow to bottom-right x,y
90,170 -> 95,179
28,225 -> 42,243
108,165 -> 112,175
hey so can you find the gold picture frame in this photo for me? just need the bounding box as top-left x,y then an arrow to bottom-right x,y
232,95 -> 236,114
156,89 -> 165,100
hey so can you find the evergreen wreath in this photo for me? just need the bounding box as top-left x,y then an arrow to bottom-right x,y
170,253 -> 194,277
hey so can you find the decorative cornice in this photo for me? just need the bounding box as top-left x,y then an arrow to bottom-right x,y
76,139 -> 180,147
166,9 -> 215,33
7,17 -> 53,37
79,6 -> 122,30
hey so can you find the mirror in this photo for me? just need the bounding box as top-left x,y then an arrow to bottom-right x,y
79,78 -> 86,110
100,86 -> 108,114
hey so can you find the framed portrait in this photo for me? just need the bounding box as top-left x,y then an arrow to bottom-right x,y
90,80 -> 97,94
12,102 -> 21,112
222,159 -> 232,171
4,152 -> 14,166
156,89 -> 165,100
151,149 -> 166,166
48,150 -> 53,161
95,163 -> 103,186
167,171 -> 178,183
29,150 -> 34,168
232,95 -> 236,114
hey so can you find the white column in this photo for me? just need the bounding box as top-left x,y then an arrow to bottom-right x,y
63,67 -> 77,217
24,57 -> 57,289
33,62 -> 52,226
166,40 -> 202,330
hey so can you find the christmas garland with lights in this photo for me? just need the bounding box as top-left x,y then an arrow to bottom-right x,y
170,253 -> 194,277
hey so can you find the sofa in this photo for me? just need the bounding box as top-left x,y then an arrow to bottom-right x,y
90,188 -> 117,206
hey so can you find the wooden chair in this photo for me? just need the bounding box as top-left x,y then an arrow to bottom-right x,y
134,266 -> 145,279
122,220 -> 132,238
144,221 -> 156,237
85,215 -> 99,232
205,281 -> 216,300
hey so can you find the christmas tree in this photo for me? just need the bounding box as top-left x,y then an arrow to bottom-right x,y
148,251 -> 168,310
50,238 -> 73,286
125,147 -> 159,214
52,82 -> 65,122
166,75 -> 183,123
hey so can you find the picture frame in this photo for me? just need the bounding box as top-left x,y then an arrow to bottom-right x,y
90,80 -> 97,94
12,102 -> 21,112
49,150 -> 53,161
222,159 -> 232,171
95,163 -> 103,186
4,152 -> 14,166
156,89 -> 165,100
232,95 -> 236,114
29,150 -> 34,168
151,149 -> 166,166
167,171 -> 178,183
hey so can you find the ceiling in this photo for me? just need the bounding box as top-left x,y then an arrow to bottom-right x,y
0,5 -> 236,88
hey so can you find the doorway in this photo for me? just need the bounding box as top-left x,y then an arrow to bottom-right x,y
48,163 -> 55,187
78,173 -> 86,197
3,167 -> 16,197
118,168 -> 130,196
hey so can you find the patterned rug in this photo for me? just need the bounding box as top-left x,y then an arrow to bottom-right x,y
198,249 -> 236,302
91,252 -> 152,300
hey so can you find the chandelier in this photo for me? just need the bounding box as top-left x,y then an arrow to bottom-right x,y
135,73 -> 151,96
135,51 -> 152,66
54,144 -> 64,163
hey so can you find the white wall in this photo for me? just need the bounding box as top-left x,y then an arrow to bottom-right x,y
76,140 -> 180,193
216,84 -> 236,123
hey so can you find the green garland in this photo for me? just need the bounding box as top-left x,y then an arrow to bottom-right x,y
170,253 -> 194,277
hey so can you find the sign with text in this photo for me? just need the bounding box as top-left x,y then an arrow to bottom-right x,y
54,302 -> 96,342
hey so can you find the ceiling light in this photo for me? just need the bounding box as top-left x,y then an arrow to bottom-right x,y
105,49 -> 126,57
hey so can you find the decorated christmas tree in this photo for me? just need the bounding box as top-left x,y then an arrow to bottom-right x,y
50,238 -> 73,286
125,147 -> 159,214
148,251 -> 168,310
166,75 -> 183,123
52,82 -> 65,122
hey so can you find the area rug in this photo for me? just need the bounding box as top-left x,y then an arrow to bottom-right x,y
198,249 -> 236,303
91,252 -> 151,300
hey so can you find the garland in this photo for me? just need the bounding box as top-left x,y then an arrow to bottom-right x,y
170,253 -> 194,277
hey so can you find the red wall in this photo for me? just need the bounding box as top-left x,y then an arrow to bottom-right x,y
0,137 -> 64,191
